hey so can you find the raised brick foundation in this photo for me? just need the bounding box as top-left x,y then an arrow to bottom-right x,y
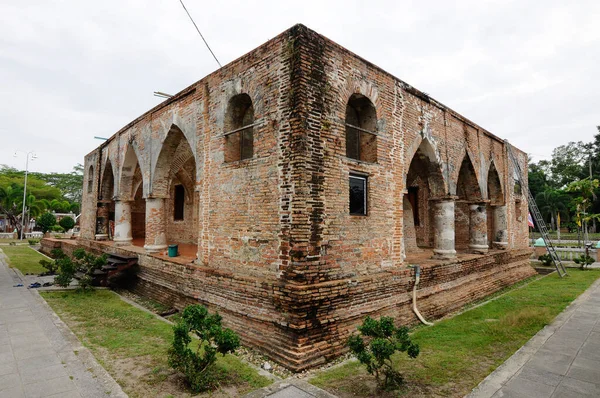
42,238 -> 535,371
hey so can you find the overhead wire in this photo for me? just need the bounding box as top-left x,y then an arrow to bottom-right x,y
177,0 -> 222,68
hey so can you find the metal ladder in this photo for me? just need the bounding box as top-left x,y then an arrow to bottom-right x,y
506,141 -> 568,277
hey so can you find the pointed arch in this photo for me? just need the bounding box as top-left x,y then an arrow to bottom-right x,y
403,139 -> 447,250
151,124 -> 196,198
456,153 -> 483,201
487,160 -> 504,206
100,159 -> 115,201
119,142 -> 144,200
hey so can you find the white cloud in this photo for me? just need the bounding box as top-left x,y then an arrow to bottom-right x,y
1,0 -> 599,172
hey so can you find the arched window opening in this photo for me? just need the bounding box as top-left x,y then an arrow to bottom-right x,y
174,184 -> 185,221
345,94 -> 377,163
514,168 -> 522,195
87,166 -> 94,194
224,94 -> 254,162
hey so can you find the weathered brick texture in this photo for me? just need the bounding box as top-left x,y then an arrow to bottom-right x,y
73,24 -> 533,371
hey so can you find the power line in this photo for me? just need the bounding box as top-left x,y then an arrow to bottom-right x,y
177,0 -> 221,68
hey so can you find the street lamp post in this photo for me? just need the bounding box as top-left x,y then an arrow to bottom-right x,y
14,151 -> 37,240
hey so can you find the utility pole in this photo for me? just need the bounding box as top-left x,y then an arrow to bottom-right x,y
14,151 -> 37,240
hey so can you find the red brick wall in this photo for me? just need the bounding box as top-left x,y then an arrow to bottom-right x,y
77,24 -> 533,371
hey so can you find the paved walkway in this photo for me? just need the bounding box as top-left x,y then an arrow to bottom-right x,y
469,276 -> 600,398
0,249 -> 126,398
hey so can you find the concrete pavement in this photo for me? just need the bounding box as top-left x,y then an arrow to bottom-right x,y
469,276 -> 600,398
0,248 -> 126,398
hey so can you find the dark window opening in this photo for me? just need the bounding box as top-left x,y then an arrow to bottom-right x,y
345,94 -> 377,163
224,94 -> 254,162
407,186 -> 420,225
87,166 -> 94,194
174,184 -> 185,221
349,174 -> 367,215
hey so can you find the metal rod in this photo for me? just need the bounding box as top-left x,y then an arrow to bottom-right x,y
223,123 -> 256,137
345,123 -> 378,136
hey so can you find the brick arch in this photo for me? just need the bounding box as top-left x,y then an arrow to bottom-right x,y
118,142 -> 145,200
486,160 -> 504,206
100,158 -> 116,201
455,152 -> 483,201
404,136 -> 446,196
151,124 -> 196,198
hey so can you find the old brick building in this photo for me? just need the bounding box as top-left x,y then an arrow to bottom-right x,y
70,24 -> 535,371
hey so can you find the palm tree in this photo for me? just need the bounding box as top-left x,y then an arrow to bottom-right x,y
536,189 -> 570,240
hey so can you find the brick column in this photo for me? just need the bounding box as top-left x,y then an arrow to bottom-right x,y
493,205 -> 509,249
469,202 -> 488,254
95,201 -> 110,241
144,197 -> 167,253
432,197 -> 457,259
113,200 -> 133,246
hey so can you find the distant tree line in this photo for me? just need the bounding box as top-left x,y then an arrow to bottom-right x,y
529,126 -> 600,237
0,164 -> 83,236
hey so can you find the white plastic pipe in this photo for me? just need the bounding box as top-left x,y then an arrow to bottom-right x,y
410,265 -> 433,326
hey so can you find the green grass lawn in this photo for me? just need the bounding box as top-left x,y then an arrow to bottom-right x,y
1,245 -> 47,274
41,290 -> 272,398
310,269 -> 600,397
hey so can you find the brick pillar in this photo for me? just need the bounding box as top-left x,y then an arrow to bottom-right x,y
493,205 -> 509,249
144,197 -> 167,253
469,202 -> 488,254
95,201 -> 110,240
113,200 -> 133,246
432,197 -> 457,259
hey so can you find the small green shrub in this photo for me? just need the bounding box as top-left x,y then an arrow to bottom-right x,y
38,212 -> 57,233
72,248 -> 107,291
348,316 -> 419,391
28,239 -> 40,246
59,216 -> 75,231
168,305 -> 240,393
538,254 -> 553,266
50,225 -> 65,233
53,250 -> 76,287
574,254 -> 594,270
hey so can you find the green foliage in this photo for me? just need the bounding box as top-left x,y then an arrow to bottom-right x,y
347,316 -> 419,391
39,259 -> 59,274
59,216 -> 75,231
28,239 -> 39,245
72,248 -> 107,291
574,254 -> 595,270
49,225 -> 64,233
168,305 -> 240,393
53,249 -> 76,287
38,212 -> 57,233
538,254 -> 553,266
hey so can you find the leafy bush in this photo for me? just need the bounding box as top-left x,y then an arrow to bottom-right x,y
50,225 -> 65,233
72,248 -> 107,291
53,250 -> 76,287
574,254 -> 594,270
28,239 -> 39,245
59,216 -> 75,231
538,254 -> 553,266
39,259 -> 59,274
348,316 -> 419,391
168,305 -> 240,393
38,212 -> 57,233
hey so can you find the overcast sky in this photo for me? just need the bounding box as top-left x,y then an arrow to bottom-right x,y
1,0 -> 599,173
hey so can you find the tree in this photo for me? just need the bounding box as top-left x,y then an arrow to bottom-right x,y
549,141 -> 588,188
37,212 -> 56,233
168,305 -> 240,393
0,185 -> 24,236
535,189 -> 570,239
348,316 -> 420,391
59,216 -> 75,231
566,178 -> 600,242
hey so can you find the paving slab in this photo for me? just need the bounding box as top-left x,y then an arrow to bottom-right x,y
0,248 -> 126,398
244,379 -> 337,398
468,277 -> 600,397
